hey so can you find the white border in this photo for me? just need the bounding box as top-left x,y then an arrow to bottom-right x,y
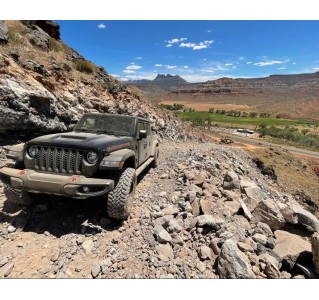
1,0 -> 318,20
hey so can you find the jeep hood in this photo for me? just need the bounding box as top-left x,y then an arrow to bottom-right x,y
26,132 -> 133,152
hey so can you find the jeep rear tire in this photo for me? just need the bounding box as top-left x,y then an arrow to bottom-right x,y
4,185 -> 34,206
107,167 -> 137,220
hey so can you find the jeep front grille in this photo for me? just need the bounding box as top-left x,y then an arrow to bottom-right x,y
34,146 -> 83,174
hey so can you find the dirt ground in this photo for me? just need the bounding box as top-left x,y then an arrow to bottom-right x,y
159,100 -> 252,112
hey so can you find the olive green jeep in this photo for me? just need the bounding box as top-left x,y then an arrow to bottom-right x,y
0,113 -> 159,219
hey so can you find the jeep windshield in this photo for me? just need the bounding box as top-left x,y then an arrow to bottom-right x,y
74,115 -> 136,136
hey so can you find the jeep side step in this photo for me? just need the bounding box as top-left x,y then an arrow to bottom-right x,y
136,157 -> 154,176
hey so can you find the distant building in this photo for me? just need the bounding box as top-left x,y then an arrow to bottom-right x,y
236,128 -> 255,134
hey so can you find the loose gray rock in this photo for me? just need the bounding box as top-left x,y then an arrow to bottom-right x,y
239,199 -> 252,220
197,214 -> 225,229
196,261 -> 206,273
237,242 -> 254,253
82,239 -> 95,255
252,233 -> 268,246
240,179 -> 257,190
223,171 -> 240,190
166,219 -> 183,233
254,222 -> 273,237
153,225 -> 172,243
91,262 -> 101,278
217,239 -> 256,279
156,244 -> 173,262
286,204 -> 319,232
0,21 -> 9,44
252,199 -> 285,230
242,187 -> 265,211
273,230 -> 311,269
50,249 -> 60,262
199,245 -> 211,261
162,206 -> 179,216
7,225 -> 16,233
3,262 -> 14,277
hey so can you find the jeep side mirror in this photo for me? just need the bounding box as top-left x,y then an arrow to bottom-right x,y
139,130 -> 147,139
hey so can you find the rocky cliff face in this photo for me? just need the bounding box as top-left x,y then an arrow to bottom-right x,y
0,21 -> 199,143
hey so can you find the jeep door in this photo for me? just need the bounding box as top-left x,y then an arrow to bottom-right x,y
137,121 -> 148,166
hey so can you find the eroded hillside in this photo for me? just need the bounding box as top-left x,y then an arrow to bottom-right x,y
0,21 -> 199,142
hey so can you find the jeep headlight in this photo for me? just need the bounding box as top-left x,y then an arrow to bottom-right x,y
28,146 -> 37,158
86,151 -> 98,164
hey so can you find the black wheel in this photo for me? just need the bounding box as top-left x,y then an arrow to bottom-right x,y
107,167 -> 137,220
4,185 -> 34,206
151,147 -> 159,168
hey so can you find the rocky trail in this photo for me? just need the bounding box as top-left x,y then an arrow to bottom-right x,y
1,141 -> 319,279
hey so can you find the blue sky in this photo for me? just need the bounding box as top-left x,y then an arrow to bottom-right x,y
56,21 -> 319,83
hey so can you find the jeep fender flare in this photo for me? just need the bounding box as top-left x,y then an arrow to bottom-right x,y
99,148 -> 136,170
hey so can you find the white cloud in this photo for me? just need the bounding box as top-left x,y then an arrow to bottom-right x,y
180,42 -> 196,48
207,29 -> 212,33
238,56 -> 245,61
277,67 -> 286,70
123,70 -> 136,74
154,64 -> 163,67
292,62 -> 296,65
253,59 -> 289,67
313,67 -> 319,71
166,65 -> 177,69
123,64 -> 142,74
246,61 -> 253,65
165,37 -> 187,47
126,64 -> 142,70
183,66 -> 189,69
225,63 -> 234,66
193,40 -> 214,50
134,57 -> 143,60
97,23 -> 106,29
179,40 -> 213,50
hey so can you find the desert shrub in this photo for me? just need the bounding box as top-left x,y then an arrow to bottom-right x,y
49,38 -> 61,52
249,112 -> 258,118
301,129 -> 309,135
260,112 -> 270,118
159,103 -> 184,111
8,30 -> 23,46
74,60 -> 94,74
258,125 -> 319,150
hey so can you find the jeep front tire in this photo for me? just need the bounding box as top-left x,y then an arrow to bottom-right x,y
107,167 -> 137,220
4,185 -> 34,206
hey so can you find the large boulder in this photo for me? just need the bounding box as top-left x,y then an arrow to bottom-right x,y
223,171 -> 240,190
273,230 -> 312,269
0,21 -> 9,44
252,199 -> 285,230
282,204 -> 319,233
0,76 -> 67,134
28,26 -> 50,51
217,239 -> 256,278
21,20 -> 60,40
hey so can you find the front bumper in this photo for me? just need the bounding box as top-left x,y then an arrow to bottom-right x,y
0,167 -> 114,198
